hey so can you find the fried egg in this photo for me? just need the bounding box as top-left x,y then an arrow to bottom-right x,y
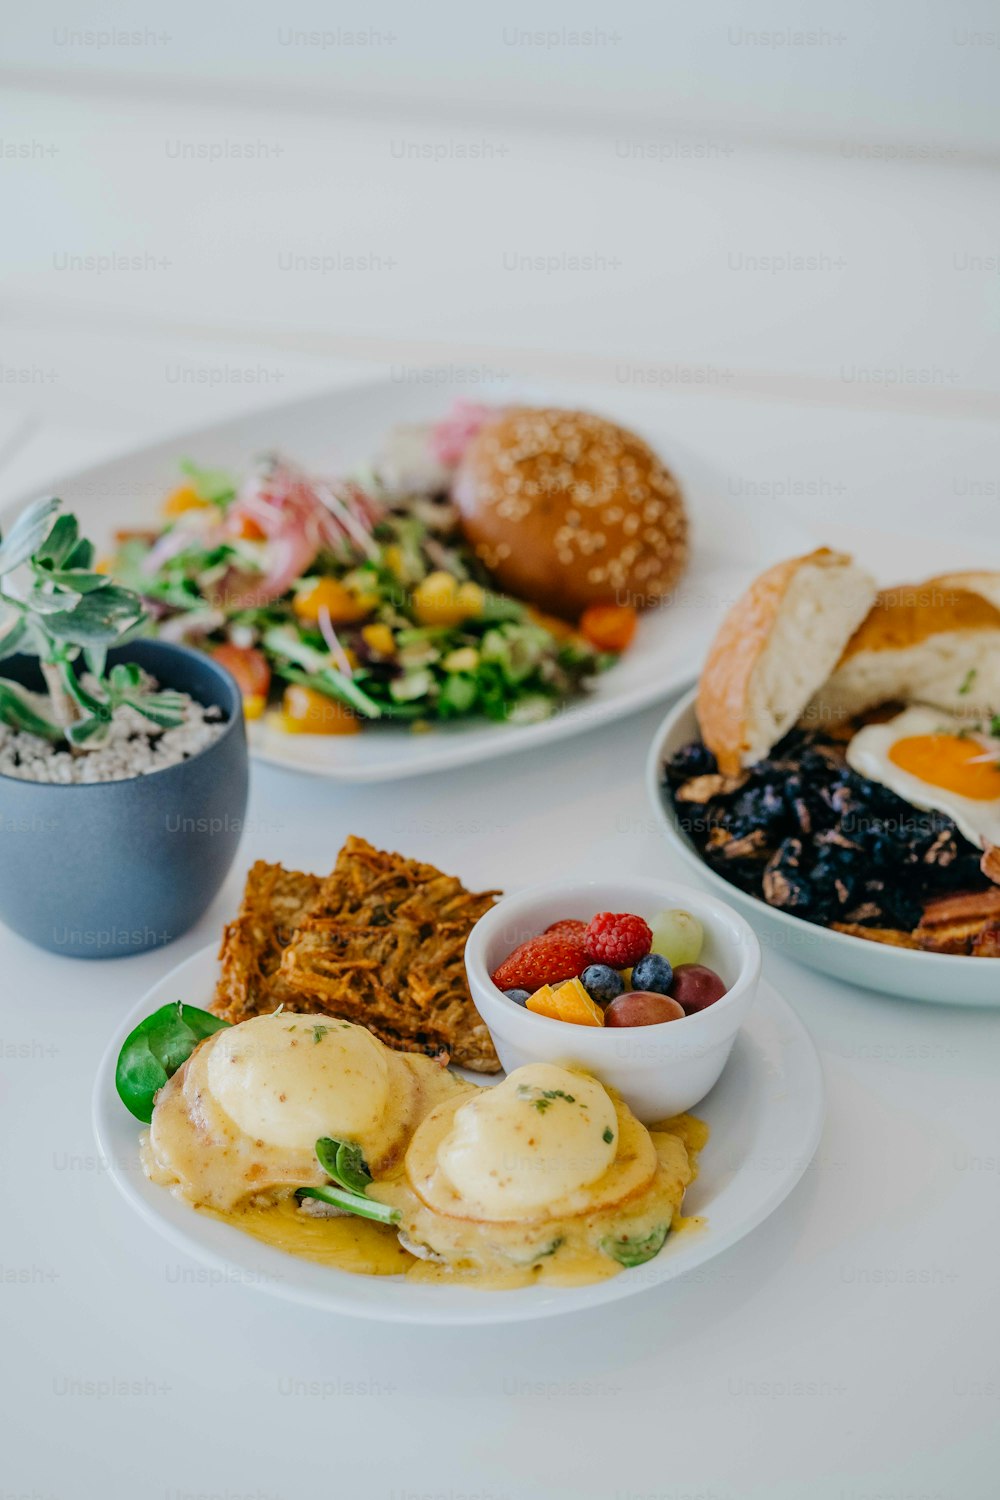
846,706 -> 1000,851
143,1013 -> 468,1211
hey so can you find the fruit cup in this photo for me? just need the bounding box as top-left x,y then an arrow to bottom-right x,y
465,877 -> 762,1122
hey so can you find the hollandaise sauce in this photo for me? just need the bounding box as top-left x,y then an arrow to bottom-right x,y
196,1111 -> 708,1289
203,1195 -> 413,1276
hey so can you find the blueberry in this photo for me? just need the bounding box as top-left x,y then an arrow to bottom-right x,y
581,964 -> 625,1005
630,952 -> 674,996
504,988 -> 531,1006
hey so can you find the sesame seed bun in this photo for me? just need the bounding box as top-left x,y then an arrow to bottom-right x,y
452,407 -> 688,621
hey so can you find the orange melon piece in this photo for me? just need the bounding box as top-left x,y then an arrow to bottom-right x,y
525,984 -> 558,1018
550,978 -> 604,1027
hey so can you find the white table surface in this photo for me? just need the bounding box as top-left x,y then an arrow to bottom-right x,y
1,82 -> 998,1498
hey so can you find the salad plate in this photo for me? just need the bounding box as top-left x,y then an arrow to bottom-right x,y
92,943 -> 824,1326
2,375 -> 815,782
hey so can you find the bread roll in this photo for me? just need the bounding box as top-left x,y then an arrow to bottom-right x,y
697,549 -> 876,776
807,579 -> 1000,723
452,407 -> 688,621
925,570 -> 1000,610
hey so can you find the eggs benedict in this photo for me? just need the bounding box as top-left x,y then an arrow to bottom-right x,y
372,1063 -> 700,1285
137,1015 -> 703,1287
143,1011 -> 468,1212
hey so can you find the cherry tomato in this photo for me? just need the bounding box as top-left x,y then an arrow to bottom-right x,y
210,644 -> 271,702
670,964 -> 727,1014
604,992 -> 685,1027
225,513 -> 267,541
579,604 -> 638,654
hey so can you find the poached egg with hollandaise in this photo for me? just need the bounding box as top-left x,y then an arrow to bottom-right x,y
143,1012 -> 468,1212
372,1062 -> 699,1282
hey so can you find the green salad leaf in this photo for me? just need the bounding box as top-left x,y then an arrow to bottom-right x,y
115,1002 -> 230,1122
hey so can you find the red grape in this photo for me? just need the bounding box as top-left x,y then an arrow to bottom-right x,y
670,964 -> 727,1013
604,992 -> 686,1027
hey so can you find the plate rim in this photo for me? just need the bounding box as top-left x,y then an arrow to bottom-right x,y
92,942 -> 825,1326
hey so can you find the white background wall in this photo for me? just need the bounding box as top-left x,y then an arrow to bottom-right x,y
5,0 -> 1000,153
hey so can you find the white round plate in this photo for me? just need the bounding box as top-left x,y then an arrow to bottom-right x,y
93,944 -> 824,1326
647,688 -> 1000,1007
5,374 -> 815,782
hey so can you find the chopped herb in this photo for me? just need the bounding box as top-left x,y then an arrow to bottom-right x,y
959,668 -> 977,695
517,1084 -> 577,1113
603,1127 -> 614,1144
312,1024 -> 329,1044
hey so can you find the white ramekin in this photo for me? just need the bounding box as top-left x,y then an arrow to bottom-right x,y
465,875 -> 761,1122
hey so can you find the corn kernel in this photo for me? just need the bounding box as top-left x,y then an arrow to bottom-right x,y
442,647 -> 479,673
162,484 -> 210,518
362,623 -> 396,656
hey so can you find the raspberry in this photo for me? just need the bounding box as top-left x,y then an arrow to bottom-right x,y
585,912 -> 653,968
491,932 -> 587,992
544,919 -> 587,938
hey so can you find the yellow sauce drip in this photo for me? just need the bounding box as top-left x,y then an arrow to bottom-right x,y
200,1112 -> 708,1289
203,1195 -> 412,1276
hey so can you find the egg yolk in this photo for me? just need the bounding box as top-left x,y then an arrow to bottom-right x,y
888,735 -> 1000,801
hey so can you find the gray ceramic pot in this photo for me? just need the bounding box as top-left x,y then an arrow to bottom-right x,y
0,640 -> 248,957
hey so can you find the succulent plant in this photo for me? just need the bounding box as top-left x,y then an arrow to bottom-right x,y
0,497 -> 185,750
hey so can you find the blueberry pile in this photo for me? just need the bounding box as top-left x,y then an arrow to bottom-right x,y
663,728 -> 985,933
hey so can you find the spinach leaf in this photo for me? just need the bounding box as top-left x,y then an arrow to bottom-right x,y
316,1137 -> 374,1195
296,1185 -> 400,1226
601,1224 -> 669,1268
115,1001 -> 230,1122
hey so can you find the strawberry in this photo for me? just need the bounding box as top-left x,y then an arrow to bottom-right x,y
491,932 -> 588,992
544,919 -> 587,939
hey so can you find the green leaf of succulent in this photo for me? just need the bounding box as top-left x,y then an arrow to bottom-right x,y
65,714 -> 110,748
20,582 -> 81,615
33,564 -> 110,595
61,664 -> 111,721
64,538 -> 95,571
122,691 -> 186,729
32,513 -> 80,569
0,679 -> 62,740
44,585 -> 145,645
108,662 -> 143,694
0,497 -> 61,576
83,644 -> 107,679
601,1224 -> 670,1268
115,1001 -> 231,1123
0,615 -> 28,661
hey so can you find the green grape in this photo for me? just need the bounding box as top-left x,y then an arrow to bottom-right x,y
649,909 -> 704,968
